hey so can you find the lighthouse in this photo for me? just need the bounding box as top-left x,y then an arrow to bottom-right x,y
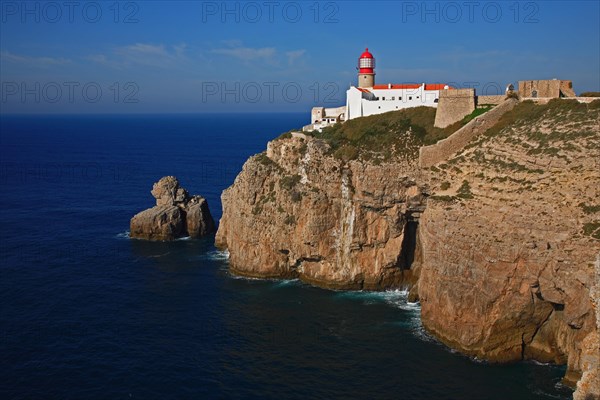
304,48 -> 453,132
358,48 -> 375,88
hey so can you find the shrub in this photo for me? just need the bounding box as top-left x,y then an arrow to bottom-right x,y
456,180 -> 474,199
582,221 -> 600,240
277,132 -> 293,140
298,143 -> 308,155
462,106 -> 493,125
280,174 -> 301,190
333,144 -> 359,161
430,195 -> 456,202
580,203 -> 600,214
291,190 -> 302,202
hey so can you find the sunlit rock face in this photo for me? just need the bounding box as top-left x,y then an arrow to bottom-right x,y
217,100 -> 600,398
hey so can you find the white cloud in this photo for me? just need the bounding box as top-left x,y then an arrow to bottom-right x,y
220,39 -> 244,48
285,49 -> 306,66
88,43 -> 188,69
211,46 -> 276,62
0,51 -> 71,66
85,54 -> 124,69
118,43 -> 170,57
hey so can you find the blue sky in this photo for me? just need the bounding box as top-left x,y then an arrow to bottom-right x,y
1,0 -> 599,113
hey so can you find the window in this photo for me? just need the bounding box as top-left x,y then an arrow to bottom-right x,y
409,96 -> 412,100
392,96 -> 395,100
359,58 -> 374,68
382,97 -> 385,100
434,98 -> 439,103
399,97 -> 402,100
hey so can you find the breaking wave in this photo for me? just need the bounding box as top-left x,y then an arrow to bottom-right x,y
115,231 -> 130,239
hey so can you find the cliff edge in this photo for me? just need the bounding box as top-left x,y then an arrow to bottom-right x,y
419,100 -> 599,398
216,132 -> 425,290
216,100 -> 600,398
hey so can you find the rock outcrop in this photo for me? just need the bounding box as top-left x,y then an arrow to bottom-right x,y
130,176 -> 216,240
216,132 -> 426,290
216,99 -> 600,398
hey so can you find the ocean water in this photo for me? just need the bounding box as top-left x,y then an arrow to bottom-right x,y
0,114 -> 573,399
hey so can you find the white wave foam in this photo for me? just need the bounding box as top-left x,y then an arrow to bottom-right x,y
271,279 -> 300,288
334,288 -> 422,314
148,252 -> 171,258
115,231 -> 130,239
411,323 -> 437,343
226,273 -> 266,282
201,250 -> 229,261
528,359 -> 555,366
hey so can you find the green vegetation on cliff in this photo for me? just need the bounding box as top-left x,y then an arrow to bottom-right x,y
464,99 -> 600,159
583,221 -> 600,240
483,99 -> 600,140
311,107 -> 461,162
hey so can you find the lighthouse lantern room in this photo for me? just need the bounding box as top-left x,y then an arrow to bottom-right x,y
358,48 -> 375,88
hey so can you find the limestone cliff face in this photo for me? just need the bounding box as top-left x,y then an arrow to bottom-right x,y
216,100 -> 599,398
216,133 -> 425,290
419,100 -> 599,397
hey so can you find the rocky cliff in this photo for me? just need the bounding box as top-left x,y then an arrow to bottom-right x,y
419,99 -> 599,398
216,100 -> 600,398
130,176 -> 216,240
216,132 -> 425,289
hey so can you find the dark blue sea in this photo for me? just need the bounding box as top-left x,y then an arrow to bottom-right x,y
0,114 -> 573,399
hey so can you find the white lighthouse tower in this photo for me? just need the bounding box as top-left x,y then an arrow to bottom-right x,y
358,48 -> 375,88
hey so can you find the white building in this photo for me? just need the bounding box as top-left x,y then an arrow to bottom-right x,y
346,82 -> 448,120
304,48 -> 451,132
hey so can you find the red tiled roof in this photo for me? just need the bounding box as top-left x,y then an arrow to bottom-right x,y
357,88 -> 372,93
373,84 -> 420,89
425,83 -> 452,90
371,84 -> 453,90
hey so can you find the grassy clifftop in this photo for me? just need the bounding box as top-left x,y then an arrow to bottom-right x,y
429,98 -> 600,240
308,107 -> 461,163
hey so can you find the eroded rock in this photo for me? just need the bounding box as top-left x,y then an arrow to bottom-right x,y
130,176 -> 216,240
216,136 -> 425,289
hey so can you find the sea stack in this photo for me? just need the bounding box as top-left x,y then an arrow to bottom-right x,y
130,176 -> 216,241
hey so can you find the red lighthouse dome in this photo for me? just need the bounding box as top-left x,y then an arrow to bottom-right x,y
357,48 -> 375,88
358,48 -> 375,73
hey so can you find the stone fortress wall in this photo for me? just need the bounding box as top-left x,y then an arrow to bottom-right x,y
433,88 -> 476,128
420,99 -> 518,168
421,79 -> 585,168
476,95 -> 505,105
519,79 -> 576,98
